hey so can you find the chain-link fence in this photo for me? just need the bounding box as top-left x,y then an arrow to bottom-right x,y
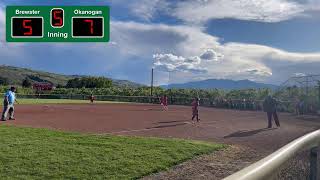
16,94 -> 297,113
274,75 -> 320,115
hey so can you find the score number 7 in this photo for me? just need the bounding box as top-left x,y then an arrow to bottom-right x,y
23,20 -> 32,35
84,19 -> 94,34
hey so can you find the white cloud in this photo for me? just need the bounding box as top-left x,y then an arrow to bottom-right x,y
0,4 -> 5,37
173,0 -> 307,24
112,0 -> 316,23
110,0 -> 169,21
200,49 -> 223,61
152,49 -> 223,73
294,73 -> 306,77
216,42 -> 320,83
109,20 -> 320,84
306,0 -> 320,10
0,5 -> 26,61
129,0 -> 169,21
111,21 -> 220,57
153,53 -> 206,73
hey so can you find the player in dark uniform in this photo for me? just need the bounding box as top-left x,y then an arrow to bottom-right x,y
191,97 -> 200,122
263,95 -> 280,128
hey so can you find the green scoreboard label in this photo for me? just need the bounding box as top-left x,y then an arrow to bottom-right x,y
6,6 -> 110,42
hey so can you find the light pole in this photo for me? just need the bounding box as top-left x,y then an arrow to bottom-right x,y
151,68 -> 154,97
318,81 -> 320,112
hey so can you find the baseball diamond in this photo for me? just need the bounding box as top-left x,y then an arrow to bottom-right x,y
0,102 -> 318,178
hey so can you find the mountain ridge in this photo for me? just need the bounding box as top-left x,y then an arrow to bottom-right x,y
0,65 -> 144,88
0,65 -> 277,89
161,79 -> 277,90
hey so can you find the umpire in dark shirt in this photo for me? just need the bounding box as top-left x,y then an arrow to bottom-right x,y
263,95 -> 280,128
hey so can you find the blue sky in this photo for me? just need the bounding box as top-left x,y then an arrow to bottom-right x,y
0,0 -> 320,85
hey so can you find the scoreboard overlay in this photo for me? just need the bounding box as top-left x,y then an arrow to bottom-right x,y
6,6 -> 110,42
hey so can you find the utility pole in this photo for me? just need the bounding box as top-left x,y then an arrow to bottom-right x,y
151,68 -> 154,96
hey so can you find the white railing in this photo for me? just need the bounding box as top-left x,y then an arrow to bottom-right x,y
224,129 -> 320,180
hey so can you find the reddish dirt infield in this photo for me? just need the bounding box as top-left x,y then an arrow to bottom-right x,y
4,103 -> 320,154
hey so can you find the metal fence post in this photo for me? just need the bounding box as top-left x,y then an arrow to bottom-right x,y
310,147 -> 318,180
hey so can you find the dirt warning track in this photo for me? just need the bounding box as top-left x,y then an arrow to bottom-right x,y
4,103 -> 320,154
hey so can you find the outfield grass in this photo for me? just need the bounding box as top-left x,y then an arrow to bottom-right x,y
17,98 -> 123,105
0,125 -> 224,179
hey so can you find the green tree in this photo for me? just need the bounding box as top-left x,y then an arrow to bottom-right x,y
0,76 -> 9,86
22,78 -> 32,88
66,77 -> 112,88
56,84 -> 64,88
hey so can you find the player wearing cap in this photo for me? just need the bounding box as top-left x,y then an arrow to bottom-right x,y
1,87 -> 18,121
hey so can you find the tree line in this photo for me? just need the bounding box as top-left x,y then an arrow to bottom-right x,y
0,76 -> 319,112
65,77 -> 112,88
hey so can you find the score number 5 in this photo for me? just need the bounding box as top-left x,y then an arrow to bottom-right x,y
23,20 -> 32,35
11,17 -> 43,38
51,8 -> 64,28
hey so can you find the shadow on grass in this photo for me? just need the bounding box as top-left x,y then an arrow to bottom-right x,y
224,127 -> 276,138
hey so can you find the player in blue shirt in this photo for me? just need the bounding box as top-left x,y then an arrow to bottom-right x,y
1,87 -> 18,121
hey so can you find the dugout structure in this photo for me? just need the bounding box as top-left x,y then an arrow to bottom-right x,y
274,75 -> 320,114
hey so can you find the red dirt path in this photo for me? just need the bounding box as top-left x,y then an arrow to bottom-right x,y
4,103 -> 320,155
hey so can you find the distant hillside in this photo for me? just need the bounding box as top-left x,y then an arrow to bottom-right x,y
112,79 -> 145,88
0,65 -> 144,88
0,65 -> 72,86
162,79 -> 277,90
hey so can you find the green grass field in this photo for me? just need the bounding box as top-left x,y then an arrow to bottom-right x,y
17,98 -> 124,105
0,125 -> 224,179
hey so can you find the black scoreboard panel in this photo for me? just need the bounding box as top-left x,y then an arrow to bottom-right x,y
72,17 -> 103,37
11,17 -> 43,37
